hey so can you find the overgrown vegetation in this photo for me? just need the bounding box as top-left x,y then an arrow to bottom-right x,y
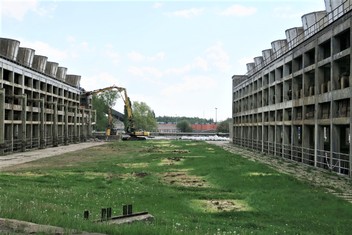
1,140 -> 352,235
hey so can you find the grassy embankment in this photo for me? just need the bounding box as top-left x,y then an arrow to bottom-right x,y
1,140 -> 352,234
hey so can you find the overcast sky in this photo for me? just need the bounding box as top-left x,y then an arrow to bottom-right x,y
1,0 -> 325,121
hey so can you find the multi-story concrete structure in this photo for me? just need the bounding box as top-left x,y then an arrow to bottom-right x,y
0,38 -> 96,155
232,0 -> 352,177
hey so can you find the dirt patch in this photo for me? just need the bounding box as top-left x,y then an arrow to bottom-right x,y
133,172 -> 149,178
119,172 -> 149,179
209,142 -> 352,203
117,163 -> 149,168
143,146 -> 190,154
247,172 -> 280,177
161,170 -> 209,188
158,157 -> 184,166
191,199 -> 251,213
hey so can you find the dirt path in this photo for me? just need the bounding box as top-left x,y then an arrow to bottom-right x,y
0,141 -> 107,170
209,141 -> 352,203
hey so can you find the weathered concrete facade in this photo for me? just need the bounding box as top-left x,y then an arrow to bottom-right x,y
0,38 -> 96,155
232,0 -> 352,177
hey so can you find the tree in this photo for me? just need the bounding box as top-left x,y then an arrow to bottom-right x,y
176,120 -> 193,132
131,101 -> 157,132
216,118 -> 231,133
92,90 -> 120,131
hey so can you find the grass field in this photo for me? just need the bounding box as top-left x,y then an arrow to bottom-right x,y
1,140 -> 352,235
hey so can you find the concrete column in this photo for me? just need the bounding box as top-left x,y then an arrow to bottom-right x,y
0,89 -> 5,154
21,95 -> 27,152
331,124 -> 340,163
74,107 -> 78,143
64,105 -> 69,145
39,98 -> 45,149
81,108 -> 86,141
88,109 -> 92,139
14,95 -> 27,152
51,102 -> 58,147
350,97 -> 352,177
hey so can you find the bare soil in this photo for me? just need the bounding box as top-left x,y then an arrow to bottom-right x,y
209,141 -> 352,203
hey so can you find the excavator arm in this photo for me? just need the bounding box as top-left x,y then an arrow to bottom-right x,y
82,85 -> 149,140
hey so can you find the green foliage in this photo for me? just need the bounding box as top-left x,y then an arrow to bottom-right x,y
92,91 -> 120,131
131,101 -> 157,131
157,115 -> 213,124
176,120 -> 193,132
92,95 -> 108,131
1,141 -> 352,234
99,90 -> 120,108
216,118 -> 231,133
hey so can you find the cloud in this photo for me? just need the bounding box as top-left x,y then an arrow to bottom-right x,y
204,42 -> 231,71
153,2 -> 163,9
81,72 -> 124,92
19,39 -> 68,62
161,75 -> 217,96
104,44 -> 120,65
127,51 -> 165,62
127,51 -> 145,62
220,4 -> 257,17
166,8 -> 204,18
128,66 -> 163,78
193,57 -> 208,71
2,0 -> 56,21
273,6 -> 304,19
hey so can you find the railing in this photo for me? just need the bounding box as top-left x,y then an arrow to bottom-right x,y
302,147 -> 315,166
275,143 -> 282,157
242,0 -> 352,79
282,144 -> 291,159
232,139 -> 350,176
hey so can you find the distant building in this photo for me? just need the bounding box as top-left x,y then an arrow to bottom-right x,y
191,123 -> 217,132
157,123 -> 178,133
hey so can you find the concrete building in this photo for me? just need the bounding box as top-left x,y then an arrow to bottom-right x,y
232,0 -> 352,177
0,38 -> 96,155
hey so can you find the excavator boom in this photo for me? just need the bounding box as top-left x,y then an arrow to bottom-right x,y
82,85 -> 150,140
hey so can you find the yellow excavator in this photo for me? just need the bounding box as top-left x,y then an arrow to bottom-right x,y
81,85 -> 150,140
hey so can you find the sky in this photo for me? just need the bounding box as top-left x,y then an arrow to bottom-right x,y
0,0 -> 326,122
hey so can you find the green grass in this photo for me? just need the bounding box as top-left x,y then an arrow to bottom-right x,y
1,140 -> 352,234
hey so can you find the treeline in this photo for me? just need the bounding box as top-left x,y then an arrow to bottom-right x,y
156,116 -> 214,124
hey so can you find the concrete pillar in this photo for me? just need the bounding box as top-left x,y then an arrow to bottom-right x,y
331,125 -> 340,161
21,95 -> 27,152
74,107 -> 78,143
14,95 -> 27,152
81,108 -> 86,141
39,98 -> 45,149
88,109 -> 92,139
64,105 -> 69,145
50,102 -> 58,147
0,89 -> 5,154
